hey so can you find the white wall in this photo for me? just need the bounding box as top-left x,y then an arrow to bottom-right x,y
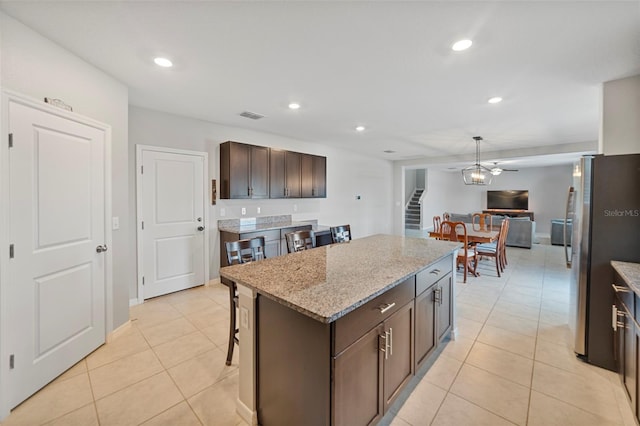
404,169 -> 416,203
601,75 -> 640,155
129,106 -> 394,300
0,12 -> 130,328
417,165 -> 573,235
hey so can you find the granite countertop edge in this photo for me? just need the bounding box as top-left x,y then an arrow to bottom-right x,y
220,238 -> 460,323
612,261 -> 640,296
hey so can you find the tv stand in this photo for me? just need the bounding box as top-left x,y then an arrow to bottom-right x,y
483,209 -> 534,221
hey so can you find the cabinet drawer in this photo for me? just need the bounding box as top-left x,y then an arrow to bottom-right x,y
416,255 -> 452,296
239,229 -> 280,241
333,277 -> 415,355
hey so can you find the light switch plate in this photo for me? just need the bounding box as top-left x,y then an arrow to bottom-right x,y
112,217 -> 120,230
240,307 -> 249,329
241,207 -> 246,215
220,208 -> 226,217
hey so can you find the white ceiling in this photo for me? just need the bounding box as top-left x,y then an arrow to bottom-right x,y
1,1 -> 639,164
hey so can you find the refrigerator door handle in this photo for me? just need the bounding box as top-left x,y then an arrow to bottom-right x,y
564,186 -> 574,268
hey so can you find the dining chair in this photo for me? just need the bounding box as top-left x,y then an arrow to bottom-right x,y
330,225 -> 351,243
442,212 -> 450,221
439,220 -> 477,283
472,212 -> 492,231
285,230 -> 316,253
433,216 -> 442,236
224,236 -> 266,365
476,218 -> 508,277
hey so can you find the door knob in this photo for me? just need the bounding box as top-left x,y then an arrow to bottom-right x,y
197,226 -> 205,231
96,245 -> 108,253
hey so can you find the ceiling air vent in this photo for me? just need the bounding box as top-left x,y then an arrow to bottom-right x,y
383,150 -> 396,154
239,111 -> 265,120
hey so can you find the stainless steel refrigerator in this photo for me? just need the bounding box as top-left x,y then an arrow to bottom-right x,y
567,154 -> 640,370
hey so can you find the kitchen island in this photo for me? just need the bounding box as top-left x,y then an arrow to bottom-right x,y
220,234 -> 460,426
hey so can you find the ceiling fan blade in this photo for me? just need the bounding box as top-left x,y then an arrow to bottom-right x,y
502,168 -> 519,172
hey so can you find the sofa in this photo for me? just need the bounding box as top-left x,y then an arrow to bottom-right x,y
446,212 -> 536,249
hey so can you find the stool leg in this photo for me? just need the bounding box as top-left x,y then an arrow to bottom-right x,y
226,282 -> 237,366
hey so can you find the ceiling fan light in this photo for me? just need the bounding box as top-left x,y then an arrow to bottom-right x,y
491,167 -> 503,176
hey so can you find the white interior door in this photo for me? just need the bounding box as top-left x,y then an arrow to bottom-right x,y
7,100 -> 108,409
139,148 -> 206,299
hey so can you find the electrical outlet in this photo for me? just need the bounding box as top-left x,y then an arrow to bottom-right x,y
257,207 -> 261,214
241,207 -> 246,215
220,208 -> 226,217
293,204 -> 298,212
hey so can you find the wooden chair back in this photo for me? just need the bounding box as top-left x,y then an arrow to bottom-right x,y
330,225 -> 352,243
285,230 -> 316,253
442,212 -> 450,221
440,221 -> 477,283
433,216 -> 442,234
225,236 -> 266,265
472,212 -> 492,230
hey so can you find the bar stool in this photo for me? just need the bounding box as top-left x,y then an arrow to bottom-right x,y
285,230 -> 316,253
330,225 -> 351,243
224,236 -> 266,365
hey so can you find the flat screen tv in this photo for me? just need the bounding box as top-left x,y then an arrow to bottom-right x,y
487,190 -> 529,210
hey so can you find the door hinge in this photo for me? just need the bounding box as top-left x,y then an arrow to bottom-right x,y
9,354 -> 14,369
140,165 -> 144,174
142,276 -> 145,285
141,221 -> 144,230
9,244 -> 14,259
8,133 -> 13,148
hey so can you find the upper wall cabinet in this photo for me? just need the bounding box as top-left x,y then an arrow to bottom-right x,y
220,141 -> 269,199
270,149 -> 302,198
220,141 -> 325,199
301,154 -> 326,198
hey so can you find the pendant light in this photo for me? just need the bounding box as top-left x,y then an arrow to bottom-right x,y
461,136 -> 493,185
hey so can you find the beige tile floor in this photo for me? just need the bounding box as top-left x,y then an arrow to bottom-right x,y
1,243 -> 636,425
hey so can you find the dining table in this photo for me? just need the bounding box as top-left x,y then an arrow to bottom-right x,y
428,222 -> 499,244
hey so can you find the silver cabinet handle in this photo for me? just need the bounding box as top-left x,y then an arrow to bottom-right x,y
96,244 -> 108,253
612,284 -> 631,293
378,302 -> 396,314
388,327 -> 393,356
380,333 -> 388,360
430,269 -> 441,275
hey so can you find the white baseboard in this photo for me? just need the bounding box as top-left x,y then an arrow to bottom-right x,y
107,320 -> 131,343
129,298 -> 141,307
236,398 -> 258,426
206,277 -> 221,286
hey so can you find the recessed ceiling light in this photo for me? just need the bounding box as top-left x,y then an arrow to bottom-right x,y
288,103 -> 301,110
488,97 -> 503,104
452,39 -> 473,51
355,126 -> 366,132
154,57 -> 173,67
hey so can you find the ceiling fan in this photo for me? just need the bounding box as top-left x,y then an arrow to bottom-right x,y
490,162 -> 519,176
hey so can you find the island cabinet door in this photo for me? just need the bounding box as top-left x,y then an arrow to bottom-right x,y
436,273 -> 453,342
415,284 -> 437,369
333,324 -> 384,426
383,301 -> 415,411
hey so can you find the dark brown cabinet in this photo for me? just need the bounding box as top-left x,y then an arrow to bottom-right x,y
333,301 -> 413,426
301,154 -> 326,198
614,276 -> 637,417
254,260 -> 453,426
221,141 -> 325,199
415,256 -> 453,370
220,141 -> 269,199
269,149 -> 301,198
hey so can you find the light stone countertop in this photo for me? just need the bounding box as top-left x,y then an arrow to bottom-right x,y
218,218 -> 329,234
220,234 -> 460,323
612,261 -> 640,296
